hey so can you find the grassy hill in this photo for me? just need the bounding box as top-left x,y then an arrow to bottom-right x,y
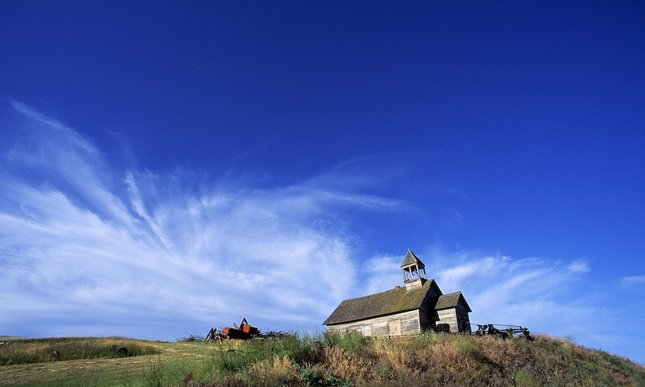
0,333 -> 643,386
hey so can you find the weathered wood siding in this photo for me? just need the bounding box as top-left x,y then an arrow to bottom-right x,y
435,308 -> 459,332
327,310 -> 421,337
455,304 -> 471,332
417,285 -> 441,331
432,306 -> 471,333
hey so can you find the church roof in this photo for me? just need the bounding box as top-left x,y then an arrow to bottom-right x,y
433,291 -> 472,312
323,279 -> 442,325
400,249 -> 425,268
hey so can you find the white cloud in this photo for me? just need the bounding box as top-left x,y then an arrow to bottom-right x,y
622,275 -> 645,285
2,102 -> 643,363
425,251 -> 596,332
0,102 -> 406,339
362,255 -> 403,294
568,259 -> 590,273
358,249 -> 602,341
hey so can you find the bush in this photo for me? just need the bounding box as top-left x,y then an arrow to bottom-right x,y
454,337 -> 477,357
514,369 -> 539,387
299,365 -> 350,387
272,333 -> 320,364
246,355 -> 302,386
214,348 -> 268,374
323,331 -> 369,355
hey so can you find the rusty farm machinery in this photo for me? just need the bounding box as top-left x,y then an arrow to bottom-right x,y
204,318 -> 259,341
432,322 -> 533,340
473,323 -> 533,340
202,318 -> 532,342
204,318 -> 289,342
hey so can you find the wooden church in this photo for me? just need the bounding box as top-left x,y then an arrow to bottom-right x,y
323,250 -> 472,336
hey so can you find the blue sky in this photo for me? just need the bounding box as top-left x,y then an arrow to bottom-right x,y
1,1 -> 644,363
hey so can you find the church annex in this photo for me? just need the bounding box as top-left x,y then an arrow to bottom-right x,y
323,250 -> 472,336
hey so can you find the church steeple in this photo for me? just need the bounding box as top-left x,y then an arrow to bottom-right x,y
401,250 -> 427,290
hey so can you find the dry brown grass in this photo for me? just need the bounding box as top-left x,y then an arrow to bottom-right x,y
320,345 -> 375,384
2,333 -> 643,386
0,337 -> 160,365
328,333 -> 643,386
246,355 -> 302,386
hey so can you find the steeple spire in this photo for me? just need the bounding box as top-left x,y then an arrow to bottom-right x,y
401,250 -> 427,290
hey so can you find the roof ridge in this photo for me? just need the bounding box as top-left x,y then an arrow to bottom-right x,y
440,290 -> 462,296
340,278 -> 438,301
324,280 -> 439,325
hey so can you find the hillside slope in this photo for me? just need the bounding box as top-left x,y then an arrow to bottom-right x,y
0,333 -> 643,386
207,333 -> 644,386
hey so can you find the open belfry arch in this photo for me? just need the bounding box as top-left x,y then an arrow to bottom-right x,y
401,250 -> 428,289
324,250 -> 472,336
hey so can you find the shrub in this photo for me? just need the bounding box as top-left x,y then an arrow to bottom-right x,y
321,346 -> 375,384
454,337 -> 477,357
246,355 -> 302,386
514,369 -> 539,387
214,347 -> 268,374
272,333 -> 320,364
323,331 -> 370,355
300,365 -> 350,387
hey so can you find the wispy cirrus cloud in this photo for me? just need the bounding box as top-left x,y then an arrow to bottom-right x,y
0,101 -> 404,339
362,248 -> 645,363
1,101 -> 643,364
363,250 -> 597,332
621,275 -> 645,285
428,252 -> 596,331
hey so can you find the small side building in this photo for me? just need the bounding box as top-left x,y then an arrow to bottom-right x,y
323,250 -> 472,336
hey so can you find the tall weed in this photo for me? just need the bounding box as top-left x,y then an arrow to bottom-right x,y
323,331 -> 370,355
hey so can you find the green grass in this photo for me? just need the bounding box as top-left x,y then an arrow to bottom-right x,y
0,337 -> 160,365
323,331 -> 368,355
0,334 -> 643,386
453,336 -> 478,356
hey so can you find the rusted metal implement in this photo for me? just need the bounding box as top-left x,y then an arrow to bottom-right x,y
204,318 -> 261,341
429,321 -> 533,340
223,318 -> 260,339
473,323 -> 533,340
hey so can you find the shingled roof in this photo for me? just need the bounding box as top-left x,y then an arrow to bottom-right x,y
400,249 -> 424,268
323,280 -> 442,325
434,291 -> 472,312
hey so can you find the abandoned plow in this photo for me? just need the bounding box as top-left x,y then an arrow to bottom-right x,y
472,323 -> 533,340
204,318 -> 290,342
204,318 -> 258,341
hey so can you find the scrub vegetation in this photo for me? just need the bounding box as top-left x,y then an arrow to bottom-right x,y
0,333 -> 643,386
0,337 -> 159,365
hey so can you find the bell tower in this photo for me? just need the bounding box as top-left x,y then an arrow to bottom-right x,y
401,250 -> 427,290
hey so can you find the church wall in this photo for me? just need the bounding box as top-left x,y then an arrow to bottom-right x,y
434,306 -> 471,333
455,304 -> 472,332
419,305 -> 430,330
436,308 -> 459,332
326,310 -> 421,337
418,284 -> 442,331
